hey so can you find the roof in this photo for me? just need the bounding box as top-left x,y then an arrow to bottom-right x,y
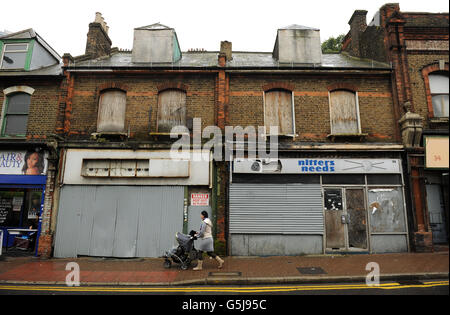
279,25 -> 320,31
134,23 -> 172,30
0,63 -> 62,76
67,51 -> 391,70
0,28 -> 61,60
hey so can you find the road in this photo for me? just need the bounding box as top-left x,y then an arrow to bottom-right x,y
0,279 -> 448,295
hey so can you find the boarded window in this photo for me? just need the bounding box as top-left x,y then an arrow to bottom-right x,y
2,92 -> 31,136
368,188 -> 406,233
264,89 -> 294,135
97,90 -> 127,133
429,73 -> 449,117
329,90 -> 360,134
157,89 -> 186,133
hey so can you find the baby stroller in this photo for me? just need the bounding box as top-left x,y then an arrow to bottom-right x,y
163,230 -> 200,270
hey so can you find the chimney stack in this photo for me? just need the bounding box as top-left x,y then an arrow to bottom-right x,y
85,12 -> 112,58
348,10 -> 368,57
220,41 -> 233,61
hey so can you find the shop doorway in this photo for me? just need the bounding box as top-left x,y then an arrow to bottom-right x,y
0,188 -> 42,256
426,184 -> 448,244
324,187 -> 368,252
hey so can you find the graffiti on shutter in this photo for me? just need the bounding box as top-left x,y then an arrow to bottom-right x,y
157,89 -> 187,133
330,90 -> 359,134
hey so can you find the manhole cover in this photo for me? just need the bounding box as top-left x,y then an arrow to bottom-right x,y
208,271 -> 242,277
297,267 -> 327,275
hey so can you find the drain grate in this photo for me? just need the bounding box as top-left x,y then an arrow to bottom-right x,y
208,271 -> 242,277
297,267 -> 327,275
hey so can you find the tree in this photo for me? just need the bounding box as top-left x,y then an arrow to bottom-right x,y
321,34 -> 345,54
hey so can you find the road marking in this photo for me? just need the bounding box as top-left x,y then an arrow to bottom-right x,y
0,281 -> 447,293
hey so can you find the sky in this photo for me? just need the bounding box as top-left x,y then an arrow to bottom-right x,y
1,0 -> 449,57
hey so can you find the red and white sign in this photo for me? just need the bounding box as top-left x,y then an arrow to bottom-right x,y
191,193 -> 209,206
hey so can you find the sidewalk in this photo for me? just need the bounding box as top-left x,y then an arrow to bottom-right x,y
0,251 -> 448,286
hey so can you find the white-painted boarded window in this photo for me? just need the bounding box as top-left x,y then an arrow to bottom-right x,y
97,89 -> 127,133
264,89 -> 294,135
157,89 -> 186,133
329,90 -> 361,134
429,73 -> 449,117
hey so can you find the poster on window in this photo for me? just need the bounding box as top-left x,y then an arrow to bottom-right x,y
0,151 -> 48,175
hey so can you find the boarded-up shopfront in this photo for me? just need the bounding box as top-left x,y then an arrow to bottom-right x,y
54,149 -> 211,258
229,158 -> 409,255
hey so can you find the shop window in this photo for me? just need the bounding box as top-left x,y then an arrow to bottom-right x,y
368,187 -> 406,233
97,89 -> 127,133
1,92 -> 31,137
157,89 -> 186,133
329,90 -> 361,134
264,89 -> 294,135
428,73 -> 449,118
367,174 -> 402,185
322,174 -> 365,185
1,43 -> 29,70
0,189 -> 41,229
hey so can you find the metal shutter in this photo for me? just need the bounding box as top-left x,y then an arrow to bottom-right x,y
229,183 -> 324,234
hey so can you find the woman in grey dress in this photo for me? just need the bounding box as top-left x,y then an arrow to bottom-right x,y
193,211 -> 224,270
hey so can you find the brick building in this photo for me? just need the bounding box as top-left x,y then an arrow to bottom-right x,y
342,3 -> 449,252
0,29 -> 62,257
46,12 -> 413,258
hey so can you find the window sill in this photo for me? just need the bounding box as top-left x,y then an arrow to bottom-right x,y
428,117 -> 449,127
91,132 -> 128,140
327,133 -> 368,142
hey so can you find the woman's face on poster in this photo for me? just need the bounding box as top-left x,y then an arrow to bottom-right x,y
27,153 -> 39,169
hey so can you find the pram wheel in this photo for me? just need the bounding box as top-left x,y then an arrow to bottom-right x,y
180,263 -> 189,270
163,259 -> 172,269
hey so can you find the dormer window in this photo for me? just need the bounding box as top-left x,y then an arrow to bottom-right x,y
1,43 -> 29,70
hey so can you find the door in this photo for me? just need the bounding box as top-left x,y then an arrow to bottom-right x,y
324,187 -> 368,251
426,184 -> 447,244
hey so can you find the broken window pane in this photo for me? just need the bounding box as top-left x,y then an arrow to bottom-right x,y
368,187 -> 406,233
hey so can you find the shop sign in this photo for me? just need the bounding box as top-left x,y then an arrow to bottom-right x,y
191,193 -> 209,206
0,151 -> 48,175
424,136 -> 449,169
234,159 -> 402,174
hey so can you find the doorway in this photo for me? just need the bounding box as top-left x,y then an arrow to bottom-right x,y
426,184 -> 448,244
324,187 -> 368,252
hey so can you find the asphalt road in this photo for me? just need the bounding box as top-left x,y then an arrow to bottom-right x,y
0,280 -> 448,295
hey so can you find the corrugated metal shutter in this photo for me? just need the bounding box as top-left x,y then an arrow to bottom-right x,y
229,183 -> 323,234
54,185 -> 184,258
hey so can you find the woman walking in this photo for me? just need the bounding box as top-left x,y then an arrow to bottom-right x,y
193,211 -> 224,270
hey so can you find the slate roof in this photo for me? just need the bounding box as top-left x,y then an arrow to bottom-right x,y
68,51 -> 390,70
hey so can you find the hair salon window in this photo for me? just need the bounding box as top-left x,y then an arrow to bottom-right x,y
1,92 -> 31,137
428,73 -> 449,118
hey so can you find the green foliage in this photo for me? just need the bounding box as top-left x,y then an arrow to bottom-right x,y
321,34 -> 346,54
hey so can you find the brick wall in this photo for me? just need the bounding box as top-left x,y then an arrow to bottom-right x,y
228,74 -> 397,142
407,53 -> 449,128
0,79 -> 62,138
66,73 -> 216,139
